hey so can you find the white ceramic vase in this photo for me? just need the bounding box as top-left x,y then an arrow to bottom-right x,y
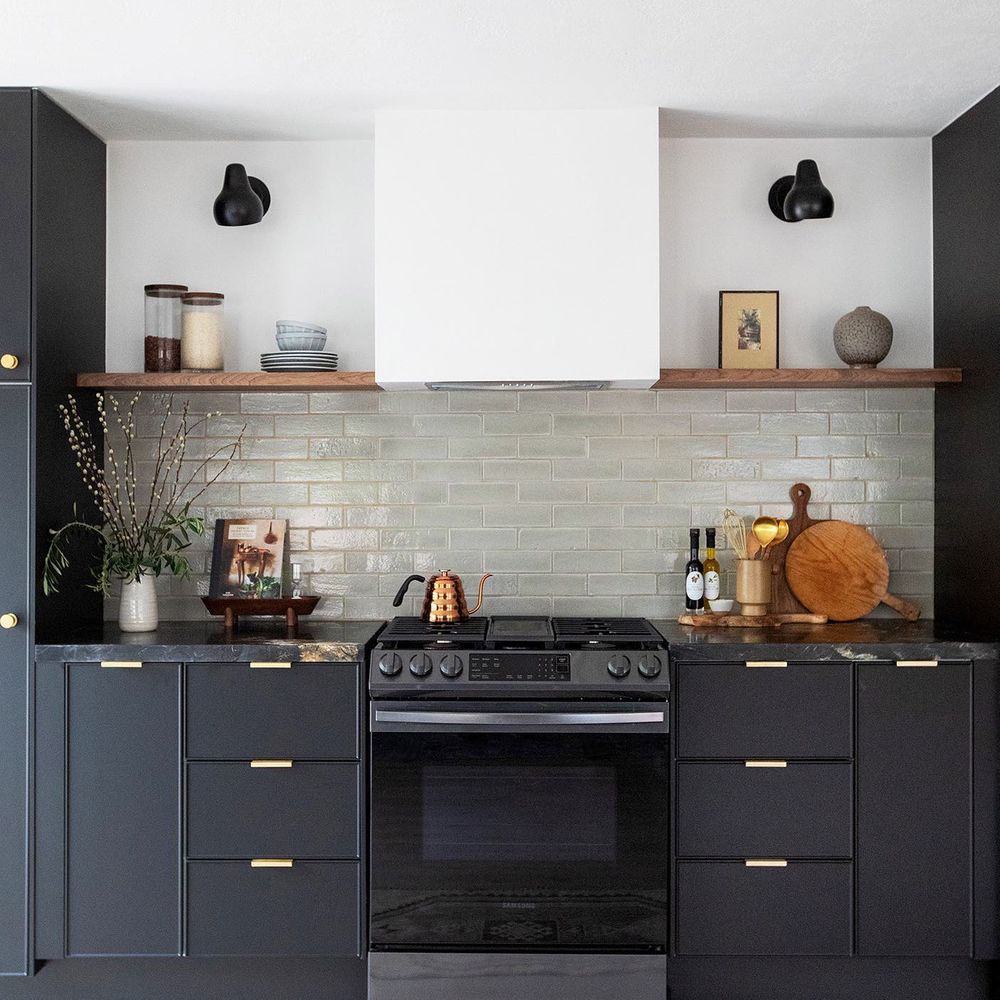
118,573 -> 158,633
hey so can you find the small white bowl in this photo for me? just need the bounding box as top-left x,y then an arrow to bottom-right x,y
708,599 -> 734,613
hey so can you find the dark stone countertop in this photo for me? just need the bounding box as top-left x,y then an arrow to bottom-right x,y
34,620 -> 387,664
650,618 -> 998,661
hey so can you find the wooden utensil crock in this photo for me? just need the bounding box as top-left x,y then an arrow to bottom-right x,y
736,559 -> 770,616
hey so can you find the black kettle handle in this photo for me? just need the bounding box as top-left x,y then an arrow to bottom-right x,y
392,575 -> 426,608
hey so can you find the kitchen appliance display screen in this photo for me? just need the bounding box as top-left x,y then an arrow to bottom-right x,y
422,765 -> 616,862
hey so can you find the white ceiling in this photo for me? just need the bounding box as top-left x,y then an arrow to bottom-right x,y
3,0 -> 998,141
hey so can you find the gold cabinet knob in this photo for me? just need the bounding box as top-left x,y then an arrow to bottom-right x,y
0,355 -> 19,370
0,613 -> 18,629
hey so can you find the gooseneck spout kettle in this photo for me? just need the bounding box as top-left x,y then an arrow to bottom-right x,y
393,570 -> 492,624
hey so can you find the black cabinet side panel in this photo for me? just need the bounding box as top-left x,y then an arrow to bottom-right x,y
66,663 -> 181,956
0,89 -> 32,381
0,387 -> 31,974
31,90 -> 105,636
856,662 -> 972,956
933,83 -> 1000,627
972,658 -> 999,958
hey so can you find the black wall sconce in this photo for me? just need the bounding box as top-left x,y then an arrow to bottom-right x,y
768,159 -> 834,222
213,163 -> 271,226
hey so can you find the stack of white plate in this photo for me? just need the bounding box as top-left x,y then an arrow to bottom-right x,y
260,351 -> 339,372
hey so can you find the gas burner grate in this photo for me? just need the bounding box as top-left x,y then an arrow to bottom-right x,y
551,617 -> 665,648
377,617 -> 490,646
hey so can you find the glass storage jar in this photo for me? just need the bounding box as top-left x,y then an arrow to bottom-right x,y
143,284 -> 187,372
181,292 -> 225,371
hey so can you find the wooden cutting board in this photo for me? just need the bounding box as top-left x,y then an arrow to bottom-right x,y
784,520 -> 921,621
678,612 -> 828,628
755,483 -> 825,614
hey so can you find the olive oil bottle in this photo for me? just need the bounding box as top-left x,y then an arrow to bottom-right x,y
703,527 -> 721,612
685,528 -> 704,613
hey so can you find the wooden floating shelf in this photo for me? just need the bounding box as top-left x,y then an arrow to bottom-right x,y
651,368 -> 961,389
75,371 -> 380,391
75,367 -> 961,392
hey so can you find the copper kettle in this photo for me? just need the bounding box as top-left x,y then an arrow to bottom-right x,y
392,570 -> 492,623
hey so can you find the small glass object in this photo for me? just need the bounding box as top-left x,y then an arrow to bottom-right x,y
143,284 -> 187,372
291,563 -> 303,599
181,292 -> 225,371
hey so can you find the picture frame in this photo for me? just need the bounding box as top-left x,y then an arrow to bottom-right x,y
718,290 -> 780,369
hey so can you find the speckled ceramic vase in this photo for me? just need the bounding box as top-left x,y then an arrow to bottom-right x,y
833,306 -> 893,368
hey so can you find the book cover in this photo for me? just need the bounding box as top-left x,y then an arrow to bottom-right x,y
209,518 -> 289,598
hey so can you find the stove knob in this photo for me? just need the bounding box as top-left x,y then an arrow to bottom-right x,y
409,653 -> 433,678
607,654 -> 631,678
378,652 -> 403,677
440,654 -> 464,678
638,654 -> 663,679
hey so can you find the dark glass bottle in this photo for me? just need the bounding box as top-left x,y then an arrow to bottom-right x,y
685,528 -> 704,613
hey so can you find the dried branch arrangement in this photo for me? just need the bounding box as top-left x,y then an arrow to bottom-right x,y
43,393 -> 244,596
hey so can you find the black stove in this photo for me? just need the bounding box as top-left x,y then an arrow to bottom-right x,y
370,615 -> 669,696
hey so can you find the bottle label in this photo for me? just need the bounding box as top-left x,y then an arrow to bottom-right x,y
686,571 -> 704,601
705,570 -> 721,601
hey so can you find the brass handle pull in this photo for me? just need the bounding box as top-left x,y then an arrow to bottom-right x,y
745,760 -> 787,768
0,354 -> 19,370
250,759 -> 293,768
249,661 -> 292,670
745,660 -> 787,668
745,859 -> 788,867
896,660 -> 938,668
100,660 -> 143,669
251,858 -> 293,868
0,613 -> 18,630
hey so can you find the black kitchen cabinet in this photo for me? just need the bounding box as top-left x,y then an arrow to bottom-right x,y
65,663 -> 182,957
856,660 -> 972,956
0,87 -> 105,976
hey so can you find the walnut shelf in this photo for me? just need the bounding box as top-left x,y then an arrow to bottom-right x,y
651,368 -> 961,389
75,371 -> 380,391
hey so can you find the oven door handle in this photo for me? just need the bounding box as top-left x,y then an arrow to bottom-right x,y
371,708 -> 667,732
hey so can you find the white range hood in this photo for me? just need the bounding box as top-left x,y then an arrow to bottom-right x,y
374,109 -> 661,389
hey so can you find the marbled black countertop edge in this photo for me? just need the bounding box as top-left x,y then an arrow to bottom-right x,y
34,620 -> 388,663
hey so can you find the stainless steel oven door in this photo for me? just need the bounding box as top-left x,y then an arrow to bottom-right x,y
369,699 -> 668,953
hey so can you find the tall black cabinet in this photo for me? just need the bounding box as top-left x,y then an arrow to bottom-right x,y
0,88 -> 105,975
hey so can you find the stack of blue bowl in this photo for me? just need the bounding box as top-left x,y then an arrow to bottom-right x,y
261,321 -> 338,372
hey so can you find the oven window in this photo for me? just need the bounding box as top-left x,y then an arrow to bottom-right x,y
423,765 -> 616,862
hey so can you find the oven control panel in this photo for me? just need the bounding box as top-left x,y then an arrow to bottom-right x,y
468,652 -> 571,682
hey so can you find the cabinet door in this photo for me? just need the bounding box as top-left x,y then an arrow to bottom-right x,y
856,660 -> 971,956
0,91 -> 31,380
66,662 -> 181,956
0,387 -> 30,973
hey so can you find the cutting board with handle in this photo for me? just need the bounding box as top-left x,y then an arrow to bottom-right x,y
752,483 -> 825,614
784,519 -> 922,621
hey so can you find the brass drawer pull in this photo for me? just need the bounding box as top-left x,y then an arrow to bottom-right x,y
745,859 -> 788,867
101,660 -> 143,669
745,660 -> 787,668
896,660 -> 938,668
250,759 -> 293,768
745,760 -> 787,768
251,858 -> 294,868
0,613 -> 18,629
0,354 -> 19,370
249,661 -> 293,669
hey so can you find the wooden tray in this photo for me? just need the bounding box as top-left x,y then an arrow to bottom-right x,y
678,612 -> 828,628
201,596 -> 321,630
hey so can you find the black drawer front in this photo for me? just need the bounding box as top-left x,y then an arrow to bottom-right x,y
675,861 -> 851,956
676,762 -> 852,858
187,762 -> 360,859
186,663 -> 359,759
186,861 -> 361,957
674,660 -> 852,758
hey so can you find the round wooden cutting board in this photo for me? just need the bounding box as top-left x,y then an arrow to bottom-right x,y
784,520 -> 921,622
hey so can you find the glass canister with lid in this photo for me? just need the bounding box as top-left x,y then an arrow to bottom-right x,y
181,292 -> 225,371
143,284 -> 187,372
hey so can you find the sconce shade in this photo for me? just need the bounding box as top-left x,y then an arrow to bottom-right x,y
213,163 -> 271,226
768,159 -> 834,222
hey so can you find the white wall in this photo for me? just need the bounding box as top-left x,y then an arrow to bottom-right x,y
659,138 -> 933,367
106,141 -> 375,372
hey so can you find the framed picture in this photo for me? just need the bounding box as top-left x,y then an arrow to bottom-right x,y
718,290 -> 779,369
209,518 -> 289,598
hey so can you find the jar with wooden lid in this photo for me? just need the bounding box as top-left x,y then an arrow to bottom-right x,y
181,292 -> 225,371
143,284 -> 187,372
